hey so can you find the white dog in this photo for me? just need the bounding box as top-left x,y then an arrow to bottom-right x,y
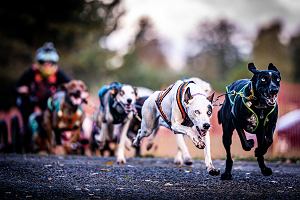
96,83 -> 137,164
133,78 -> 220,175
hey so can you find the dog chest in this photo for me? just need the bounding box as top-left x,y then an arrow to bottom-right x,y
245,113 -> 258,133
56,107 -> 83,130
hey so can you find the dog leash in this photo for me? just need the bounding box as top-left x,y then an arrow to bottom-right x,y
213,83 -> 256,106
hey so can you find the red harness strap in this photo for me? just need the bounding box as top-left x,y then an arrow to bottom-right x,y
176,81 -> 194,127
155,81 -> 194,128
155,84 -> 174,127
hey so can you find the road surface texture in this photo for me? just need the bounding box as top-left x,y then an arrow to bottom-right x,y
0,154 -> 299,200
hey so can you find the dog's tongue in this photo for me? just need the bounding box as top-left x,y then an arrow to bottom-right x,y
72,97 -> 81,105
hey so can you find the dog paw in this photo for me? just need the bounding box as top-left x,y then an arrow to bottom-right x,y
184,158 -> 193,166
98,141 -> 106,150
243,139 -> 254,151
247,139 -> 254,148
132,137 -> 140,147
196,141 -> 206,149
117,158 -> 126,165
208,168 -> 220,176
261,167 -> 272,176
174,160 -> 183,166
221,172 -> 232,180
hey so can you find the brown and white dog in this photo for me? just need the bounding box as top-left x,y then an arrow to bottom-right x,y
42,80 -> 89,155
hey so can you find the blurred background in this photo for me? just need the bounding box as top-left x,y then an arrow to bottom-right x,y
0,0 -> 299,160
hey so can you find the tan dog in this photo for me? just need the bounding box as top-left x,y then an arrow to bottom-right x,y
43,80 -> 89,155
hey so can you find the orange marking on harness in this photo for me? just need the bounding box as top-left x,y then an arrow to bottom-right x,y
176,82 -> 189,120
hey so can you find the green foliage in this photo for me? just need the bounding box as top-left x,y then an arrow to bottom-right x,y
106,51 -> 183,90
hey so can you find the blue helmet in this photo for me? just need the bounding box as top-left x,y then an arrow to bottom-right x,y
35,42 -> 59,63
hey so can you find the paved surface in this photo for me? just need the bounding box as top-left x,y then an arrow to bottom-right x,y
0,154 -> 299,200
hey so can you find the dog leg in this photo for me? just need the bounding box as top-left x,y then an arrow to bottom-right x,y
221,125 -> 234,180
233,118 -> 254,151
175,134 -> 193,166
116,113 -> 133,164
146,128 -> 159,151
98,122 -> 108,150
255,131 -> 272,176
204,131 -> 220,176
174,149 -> 184,165
133,97 -> 159,147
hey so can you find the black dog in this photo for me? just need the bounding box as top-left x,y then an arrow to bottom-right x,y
218,63 -> 281,180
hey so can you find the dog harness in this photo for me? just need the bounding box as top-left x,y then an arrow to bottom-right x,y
47,95 -> 83,130
155,81 -> 194,128
226,82 -> 276,132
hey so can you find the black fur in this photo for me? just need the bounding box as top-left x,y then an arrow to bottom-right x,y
218,63 -> 281,180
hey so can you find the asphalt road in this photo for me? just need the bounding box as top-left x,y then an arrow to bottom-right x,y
0,154 -> 299,200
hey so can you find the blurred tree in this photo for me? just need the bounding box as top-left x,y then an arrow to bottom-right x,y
289,33 -> 300,83
0,0 -> 124,109
252,20 -> 293,81
186,19 -> 241,90
101,17 -> 179,90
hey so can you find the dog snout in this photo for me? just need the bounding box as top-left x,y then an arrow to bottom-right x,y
203,123 -> 210,130
270,87 -> 279,95
127,98 -> 132,104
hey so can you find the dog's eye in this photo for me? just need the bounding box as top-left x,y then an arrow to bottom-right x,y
194,110 -> 201,115
261,78 -> 266,82
276,78 -> 280,82
119,90 -> 125,96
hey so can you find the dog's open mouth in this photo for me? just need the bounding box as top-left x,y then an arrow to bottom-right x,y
123,103 -> 134,113
263,93 -> 278,106
196,126 -> 207,137
70,96 -> 83,105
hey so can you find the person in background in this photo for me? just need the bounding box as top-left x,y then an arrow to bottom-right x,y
16,42 -> 71,152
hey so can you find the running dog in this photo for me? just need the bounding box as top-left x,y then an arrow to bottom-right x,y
42,80 -> 89,155
133,78 -> 220,175
218,63 -> 281,180
96,83 -> 138,164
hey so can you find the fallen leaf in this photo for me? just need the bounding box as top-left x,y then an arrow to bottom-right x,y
100,168 -> 111,172
105,161 -> 114,166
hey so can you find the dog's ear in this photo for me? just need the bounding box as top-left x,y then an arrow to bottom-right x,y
110,88 -> 118,97
248,63 -> 259,74
133,87 -> 138,97
184,87 -> 193,104
268,63 -> 279,72
207,92 -> 215,103
61,82 -> 70,91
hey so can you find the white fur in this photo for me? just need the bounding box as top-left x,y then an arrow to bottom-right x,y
97,84 -> 137,164
133,77 -> 218,173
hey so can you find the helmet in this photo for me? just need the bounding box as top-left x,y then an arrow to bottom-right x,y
35,42 -> 59,63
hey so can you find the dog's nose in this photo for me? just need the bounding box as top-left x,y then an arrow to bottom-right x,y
203,123 -> 210,130
127,98 -> 132,104
270,88 -> 279,95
